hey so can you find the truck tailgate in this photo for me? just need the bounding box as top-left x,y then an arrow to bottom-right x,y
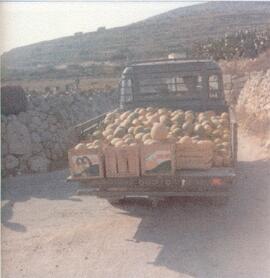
68,167 -> 236,197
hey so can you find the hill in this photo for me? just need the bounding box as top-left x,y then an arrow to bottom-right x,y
2,2 -> 270,72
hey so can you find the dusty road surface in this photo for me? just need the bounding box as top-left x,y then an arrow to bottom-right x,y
2,133 -> 270,278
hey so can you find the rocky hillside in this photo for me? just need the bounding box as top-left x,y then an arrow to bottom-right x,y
237,70 -> 270,149
2,2 -> 270,70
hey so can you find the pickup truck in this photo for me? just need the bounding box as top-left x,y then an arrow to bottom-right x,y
68,58 -> 237,205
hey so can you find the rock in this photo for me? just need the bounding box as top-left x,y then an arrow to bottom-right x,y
5,155 -> 19,170
47,115 -> 57,125
31,132 -> 41,143
32,143 -> 43,154
7,114 -> 17,122
40,121 -> 48,130
29,122 -> 37,131
40,130 -> 51,141
38,112 -> 47,121
28,156 -> 49,173
17,158 -> 30,173
40,100 -> 50,112
31,116 -> 42,126
1,140 -> 8,156
7,119 -> 32,155
49,125 -> 57,133
17,111 -> 31,125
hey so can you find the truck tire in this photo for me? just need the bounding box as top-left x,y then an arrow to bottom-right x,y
107,198 -> 123,205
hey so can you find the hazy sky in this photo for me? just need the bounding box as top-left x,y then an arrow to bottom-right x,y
0,2 -> 199,54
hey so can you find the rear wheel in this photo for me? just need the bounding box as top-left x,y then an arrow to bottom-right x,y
107,198 -> 123,205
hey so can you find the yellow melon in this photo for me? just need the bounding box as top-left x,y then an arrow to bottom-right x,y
151,123 -> 168,141
74,143 -> 86,150
142,133 -> 151,142
135,133 -> 144,141
178,136 -> 193,145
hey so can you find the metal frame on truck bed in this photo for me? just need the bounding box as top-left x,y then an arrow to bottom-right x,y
68,58 -> 237,203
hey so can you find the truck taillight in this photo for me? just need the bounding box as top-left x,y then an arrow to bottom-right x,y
210,178 -> 223,186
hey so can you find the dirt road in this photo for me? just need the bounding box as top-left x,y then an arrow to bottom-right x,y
2,133 -> 270,278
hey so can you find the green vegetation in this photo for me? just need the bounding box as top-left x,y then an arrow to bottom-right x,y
191,29 -> 270,61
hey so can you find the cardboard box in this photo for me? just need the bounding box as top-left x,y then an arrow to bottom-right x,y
141,143 -> 175,176
104,145 -> 140,177
68,147 -> 104,179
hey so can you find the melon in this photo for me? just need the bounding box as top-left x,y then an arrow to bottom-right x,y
142,133 -> 151,142
146,107 -> 154,112
107,123 -> 118,130
221,112 -> 229,120
151,123 -> 168,141
167,134 -> 177,142
113,127 -> 126,138
171,114 -> 185,125
138,115 -> 146,122
106,135 -> 114,142
143,127 -> 151,133
111,138 -> 120,145
205,111 -> 216,118
194,124 -> 205,137
93,140 -> 101,146
185,113 -> 195,123
121,119 -> 132,129
127,112 -> 139,122
197,140 -> 214,149
182,122 -> 194,135
223,133 -> 230,141
134,126 -> 145,135
138,108 -> 146,116
203,124 -> 213,136
148,114 -> 159,124
74,143 -> 86,150
92,130 -> 102,139
170,124 -> 179,131
128,127 -> 135,134
124,138 -> 135,145
115,140 -> 126,147
214,138 -> 223,145
132,119 -> 141,126
102,129 -> 113,137
120,111 -> 130,121
158,108 -> 168,115
171,128 -> 182,136
178,136 -> 193,145
159,115 -> 170,126
135,133 -> 144,141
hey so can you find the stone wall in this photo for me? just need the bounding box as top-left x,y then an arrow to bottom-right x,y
237,70 -> 270,148
1,89 -> 118,176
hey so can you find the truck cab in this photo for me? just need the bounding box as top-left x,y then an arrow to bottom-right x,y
120,59 -> 226,112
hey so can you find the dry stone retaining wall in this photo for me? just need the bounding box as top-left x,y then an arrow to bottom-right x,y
237,70 -> 270,148
1,89 -> 118,176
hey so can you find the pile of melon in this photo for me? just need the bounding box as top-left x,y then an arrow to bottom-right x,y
79,107 -> 231,167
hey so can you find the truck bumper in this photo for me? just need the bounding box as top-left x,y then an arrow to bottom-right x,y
68,167 -> 236,199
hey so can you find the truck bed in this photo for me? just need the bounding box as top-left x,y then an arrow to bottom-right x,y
68,167 -> 235,198
69,107 -> 237,199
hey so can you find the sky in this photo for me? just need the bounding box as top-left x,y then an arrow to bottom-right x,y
0,1 -> 200,54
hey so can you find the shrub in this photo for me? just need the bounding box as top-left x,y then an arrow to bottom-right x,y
1,86 -> 27,115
